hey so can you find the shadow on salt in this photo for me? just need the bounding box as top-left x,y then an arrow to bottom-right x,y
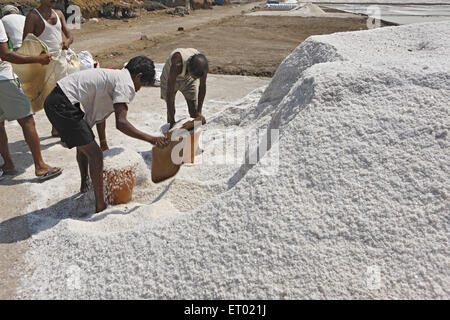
64,198 -> 180,235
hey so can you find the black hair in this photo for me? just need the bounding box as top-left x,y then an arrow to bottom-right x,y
187,53 -> 209,79
125,56 -> 155,86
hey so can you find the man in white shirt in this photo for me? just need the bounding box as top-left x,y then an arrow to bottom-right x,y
1,5 -> 25,50
0,20 -> 62,181
44,56 -> 168,213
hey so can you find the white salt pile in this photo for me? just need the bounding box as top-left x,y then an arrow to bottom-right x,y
290,3 -> 326,15
103,147 -> 149,186
102,148 -> 142,204
103,147 -> 141,171
18,21 -> 449,299
249,2 -> 356,18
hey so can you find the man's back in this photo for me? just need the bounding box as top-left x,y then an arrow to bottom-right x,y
57,68 -> 136,127
1,14 -> 26,50
0,21 -> 14,80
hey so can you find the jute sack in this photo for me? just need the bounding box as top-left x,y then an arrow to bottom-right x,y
12,34 -> 72,113
151,116 -> 206,183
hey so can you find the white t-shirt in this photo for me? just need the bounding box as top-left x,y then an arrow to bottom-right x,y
0,20 -> 15,81
57,68 -> 136,128
1,14 -> 26,49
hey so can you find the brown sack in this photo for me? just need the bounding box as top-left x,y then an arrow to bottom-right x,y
151,115 -> 205,183
151,134 -> 182,184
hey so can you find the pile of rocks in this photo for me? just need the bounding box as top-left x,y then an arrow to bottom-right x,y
166,6 -> 190,16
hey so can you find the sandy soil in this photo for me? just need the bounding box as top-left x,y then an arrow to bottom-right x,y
71,3 -> 263,54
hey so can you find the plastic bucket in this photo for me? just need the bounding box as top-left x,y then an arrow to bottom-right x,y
104,167 -> 136,205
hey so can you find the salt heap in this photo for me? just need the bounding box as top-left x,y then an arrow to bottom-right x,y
290,2 -> 326,16
103,147 -> 149,186
19,21 -> 449,299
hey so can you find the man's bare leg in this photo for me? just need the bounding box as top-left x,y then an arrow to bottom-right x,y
77,141 -> 106,213
96,121 -> 108,151
0,121 -> 17,174
51,126 -> 59,137
186,99 -> 199,119
17,115 -> 60,176
76,148 -> 89,193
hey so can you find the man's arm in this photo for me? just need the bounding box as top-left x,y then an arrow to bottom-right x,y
166,53 -> 183,127
22,12 -> 37,40
0,41 -> 50,65
57,10 -> 73,50
114,103 -> 168,147
197,73 -> 207,115
96,121 -> 108,151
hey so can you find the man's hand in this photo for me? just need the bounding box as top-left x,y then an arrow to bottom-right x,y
150,136 -> 169,148
100,140 -> 109,152
37,53 -> 52,65
195,113 -> 206,125
62,39 -> 71,50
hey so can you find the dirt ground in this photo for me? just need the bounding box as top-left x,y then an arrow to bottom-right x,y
97,15 -> 373,77
70,3 -> 385,77
71,3 -> 262,54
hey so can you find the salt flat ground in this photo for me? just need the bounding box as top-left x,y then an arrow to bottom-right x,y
0,74 -> 269,299
322,4 -> 450,24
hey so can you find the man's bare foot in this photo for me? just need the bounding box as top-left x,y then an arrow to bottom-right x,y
51,127 -> 60,137
1,163 -> 18,175
95,202 -> 107,213
80,177 -> 90,193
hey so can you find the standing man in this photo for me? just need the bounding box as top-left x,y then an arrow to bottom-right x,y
23,0 -> 74,137
1,5 -> 25,50
0,20 -> 61,180
160,48 -> 208,128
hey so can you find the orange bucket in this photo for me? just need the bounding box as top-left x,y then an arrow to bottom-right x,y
103,168 -> 137,205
